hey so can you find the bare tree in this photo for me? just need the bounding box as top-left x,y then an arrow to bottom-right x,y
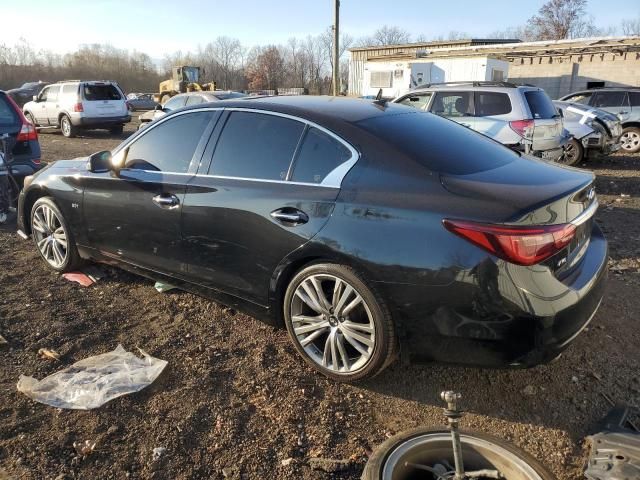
246,46 -> 285,90
621,17 -> 640,35
358,25 -> 412,47
321,27 -> 353,92
527,0 -> 599,40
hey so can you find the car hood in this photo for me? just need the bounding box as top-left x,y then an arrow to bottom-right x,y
46,158 -> 90,171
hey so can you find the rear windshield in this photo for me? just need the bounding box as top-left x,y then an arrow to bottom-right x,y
525,90 -> 558,119
357,111 -> 517,175
83,84 -> 122,101
0,94 -> 19,126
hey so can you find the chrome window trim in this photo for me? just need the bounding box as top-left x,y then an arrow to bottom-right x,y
112,106 -> 360,188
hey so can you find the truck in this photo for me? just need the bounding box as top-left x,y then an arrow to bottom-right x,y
361,56 -> 509,99
154,66 -> 216,104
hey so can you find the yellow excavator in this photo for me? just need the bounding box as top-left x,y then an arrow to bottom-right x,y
154,66 -> 216,104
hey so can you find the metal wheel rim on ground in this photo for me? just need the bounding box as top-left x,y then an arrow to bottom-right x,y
32,205 -> 68,268
61,118 -> 71,136
561,140 -> 581,165
621,131 -> 640,151
290,273 -> 376,374
381,432 -> 544,480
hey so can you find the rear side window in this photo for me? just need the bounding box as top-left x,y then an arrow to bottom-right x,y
124,111 -> 213,173
475,92 -> 512,116
358,112 -> 517,175
593,91 -> 628,108
430,92 -> 473,117
186,95 -> 204,106
209,112 -> 304,180
163,95 -> 187,111
564,92 -> 592,105
291,127 -> 352,184
0,94 -> 18,126
397,93 -> 432,111
83,84 -> 122,101
61,84 -> 78,100
47,86 -> 60,102
524,90 -> 557,119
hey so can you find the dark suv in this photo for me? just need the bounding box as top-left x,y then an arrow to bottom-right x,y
0,90 -> 42,180
560,88 -> 640,153
6,81 -> 49,108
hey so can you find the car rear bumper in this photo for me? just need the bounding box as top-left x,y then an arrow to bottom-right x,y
73,115 -> 131,127
386,224 -> 608,368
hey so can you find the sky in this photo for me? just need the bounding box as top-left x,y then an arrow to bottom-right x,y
0,0 -> 638,59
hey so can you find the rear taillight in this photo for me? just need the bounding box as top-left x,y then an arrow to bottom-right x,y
509,119 -> 534,140
5,93 -> 38,142
443,219 -> 576,266
16,122 -> 38,142
73,102 -> 84,112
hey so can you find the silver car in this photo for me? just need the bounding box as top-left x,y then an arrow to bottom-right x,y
553,100 -> 622,165
126,93 -> 158,111
392,82 -> 568,161
138,91 -> 248,130
559,88 -> 640,153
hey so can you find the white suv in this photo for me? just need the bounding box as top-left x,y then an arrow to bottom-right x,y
392,82 -> 569,161
23,81 -> 131,137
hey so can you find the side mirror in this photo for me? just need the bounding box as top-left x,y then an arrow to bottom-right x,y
87,151 -> 113,173
154,104 -> 164,111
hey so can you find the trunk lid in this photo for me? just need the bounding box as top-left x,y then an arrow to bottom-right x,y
81,82 -> 128,117
440,156 -> 597,274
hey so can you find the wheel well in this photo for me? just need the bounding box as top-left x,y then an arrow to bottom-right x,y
270,256 -> 327,327
58,112 -> 69,123
22,189 -> 48,235
621,122 -> 640,130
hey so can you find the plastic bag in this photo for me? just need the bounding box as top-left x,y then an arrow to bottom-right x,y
17,345 -> 167,410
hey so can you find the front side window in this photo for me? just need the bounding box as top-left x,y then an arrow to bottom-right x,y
430,92 -> 473,117
46,86 -> 60,102
163,95 -> 187,111
475,92 -> 512,116
592,91 -> 628,108
565,92 -> 592,105
123,111 -> 213,173
629,92 -> 640,107
397,93 -> 432,111
38,87 -> 49,102
291,127 -> 352,184
209,111 -> 304,181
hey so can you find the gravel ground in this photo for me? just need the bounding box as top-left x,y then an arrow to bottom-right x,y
0,117 -> 639,480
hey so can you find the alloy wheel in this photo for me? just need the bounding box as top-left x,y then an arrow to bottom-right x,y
560,140 -> 581,165
289,274 -> 376,374
621,130 -> 640,151
61,117 -> 71,137
32,204 -> 68,268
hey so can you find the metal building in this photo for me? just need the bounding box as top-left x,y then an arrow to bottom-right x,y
348,36 -> 640,99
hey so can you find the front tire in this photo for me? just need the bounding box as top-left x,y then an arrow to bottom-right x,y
620,126 -> 640,153
31,197 -> 81,272
60,115 -> 77,138
283,263 -> 396,382
109,125 -> 124,135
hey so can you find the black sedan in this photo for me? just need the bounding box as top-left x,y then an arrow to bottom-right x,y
7,81 -> 49,108
17,96 -> 608,381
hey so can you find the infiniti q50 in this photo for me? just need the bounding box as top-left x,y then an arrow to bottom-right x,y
17,96 -> 607,381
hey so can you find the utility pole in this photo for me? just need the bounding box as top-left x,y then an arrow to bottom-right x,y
332,0 -> 340,96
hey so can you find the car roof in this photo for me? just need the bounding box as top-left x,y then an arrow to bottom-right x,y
171,95 -> 410,124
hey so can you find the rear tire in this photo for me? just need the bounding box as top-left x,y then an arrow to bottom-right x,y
561,138 -> 583,166
30,197 -> 82,273
620,126 -> 640,154
283,263 -> 397,382
60,115 -> 77,138
362,428 -> 555,480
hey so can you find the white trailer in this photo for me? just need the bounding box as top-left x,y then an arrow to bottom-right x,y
361,56 -> 509,98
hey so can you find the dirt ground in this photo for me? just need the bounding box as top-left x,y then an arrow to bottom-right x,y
1,115 -> 639,480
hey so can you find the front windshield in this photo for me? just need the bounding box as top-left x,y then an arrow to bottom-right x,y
183,67 -> 199,83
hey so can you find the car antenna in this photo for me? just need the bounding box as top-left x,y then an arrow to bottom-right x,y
373,88 -> 387,107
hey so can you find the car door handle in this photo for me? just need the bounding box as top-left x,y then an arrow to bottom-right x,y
270,208 -> 309,225
152,194 -> 180,209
